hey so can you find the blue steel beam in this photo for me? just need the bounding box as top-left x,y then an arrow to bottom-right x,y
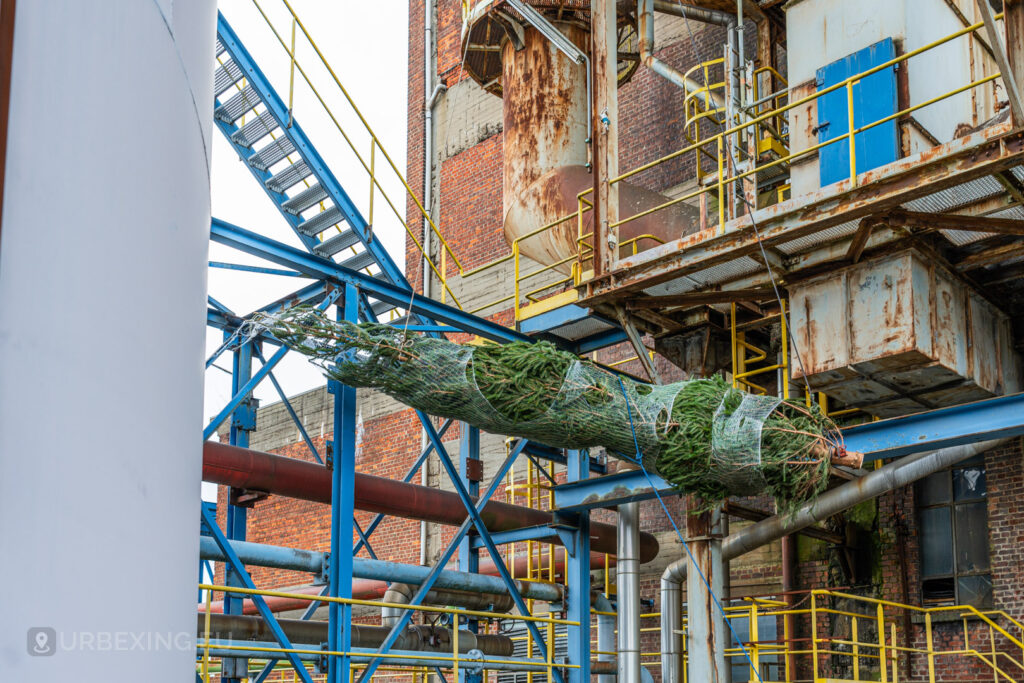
425,420 -> 565,683
210,261 -> 308,277
327,285 -> 359,683
843,392 -> 1024,461
200,505 -> 314,683
553,392 -> 1024,512
564,449 -> 590,683
352,418 -> 453,556
355,435 -> 529,683
211,218 -> 530,344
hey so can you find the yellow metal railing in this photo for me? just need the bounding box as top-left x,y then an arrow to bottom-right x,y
610,14 -> 1001,238
477,12 -> 1003,301
197,583 -> 576,683
661,590 -> 1024,683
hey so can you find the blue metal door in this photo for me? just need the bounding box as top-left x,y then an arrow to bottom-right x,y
817,37 -> 900,186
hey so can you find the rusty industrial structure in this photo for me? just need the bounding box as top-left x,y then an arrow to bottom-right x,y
10,1 -> 1024,681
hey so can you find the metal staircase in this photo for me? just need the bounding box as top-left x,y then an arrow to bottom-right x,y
212,12 -> 401,320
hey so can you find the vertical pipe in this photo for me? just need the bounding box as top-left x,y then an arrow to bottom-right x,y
660,573 -> 683,682
618,502 -> 641,682
328,285 -> 359,683
421,0 -> 439,570
685,502 -> 726,683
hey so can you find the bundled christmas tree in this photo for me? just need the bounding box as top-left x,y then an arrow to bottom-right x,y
256,307 -> 860,509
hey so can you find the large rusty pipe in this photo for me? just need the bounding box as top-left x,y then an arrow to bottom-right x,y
203,441 -> 658,561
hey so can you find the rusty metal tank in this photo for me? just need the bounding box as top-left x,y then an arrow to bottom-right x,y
464,3 -> 699,274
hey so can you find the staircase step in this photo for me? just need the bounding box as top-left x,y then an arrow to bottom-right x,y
265,161 -> 310,193
371,300 -> 396,317
214,84 -> 261,123
216,39 -> 225,56
335,249 -> 377,271
213,58 -> 242,95
282,183 -> 327,215
249,136 -> 295,171
230,111 -> 279,148
297,206 -> 344,236
313,229 -> 361,256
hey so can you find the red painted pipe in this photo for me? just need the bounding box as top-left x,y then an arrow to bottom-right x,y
203,441 -> 659,561
200,551 -> 615,615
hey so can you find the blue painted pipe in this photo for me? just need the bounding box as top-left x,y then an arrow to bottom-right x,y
198,537 -> 563,603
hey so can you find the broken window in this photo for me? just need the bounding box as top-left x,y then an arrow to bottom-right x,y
916,456 -> 991,608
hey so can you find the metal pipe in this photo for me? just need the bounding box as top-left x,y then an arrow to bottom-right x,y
593,592 -> 617,683
659,438 -> 1006,680
203,441 -> 659,561
381,581 -> 514,627
651,0 -> 734,26
617,502 -> 641,683
200,640 -> 553,672
198,614 -> 514,656
639,0 -> 732,106
198,536 -> 564,603
201,549 -> 615,615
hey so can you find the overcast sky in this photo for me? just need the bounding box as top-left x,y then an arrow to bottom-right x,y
203,1 -> 409,498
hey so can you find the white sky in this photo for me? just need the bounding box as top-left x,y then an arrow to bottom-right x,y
203,1 -> 409,498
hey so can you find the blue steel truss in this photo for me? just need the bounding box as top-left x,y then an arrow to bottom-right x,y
201,11 -> 1024,683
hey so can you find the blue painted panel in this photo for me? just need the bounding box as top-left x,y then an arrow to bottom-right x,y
817,38 -> 899,186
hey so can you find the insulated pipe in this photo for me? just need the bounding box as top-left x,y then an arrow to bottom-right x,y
203,441 -> 659,561
658,439 -> 1006,681
198,614 -> 514,656
198,536 -> 564,603
617,503 -> 642,683
381,582 -> 514,627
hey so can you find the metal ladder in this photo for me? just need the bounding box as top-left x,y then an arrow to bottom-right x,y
212,12 -> 401,320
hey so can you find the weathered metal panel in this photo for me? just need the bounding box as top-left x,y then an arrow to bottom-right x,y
789,249 -> 1021,416
817,38 -> 900,187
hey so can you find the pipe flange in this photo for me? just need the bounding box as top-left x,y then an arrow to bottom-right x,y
465,648 -> 485,674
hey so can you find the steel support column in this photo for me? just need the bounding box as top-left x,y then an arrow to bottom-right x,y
685,501 -> 726,683
590,0 -> 619,276
564,450 -> 591,683
327,285 -> 358,683
458,423 -> 482,683
223,336 -> 255,682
